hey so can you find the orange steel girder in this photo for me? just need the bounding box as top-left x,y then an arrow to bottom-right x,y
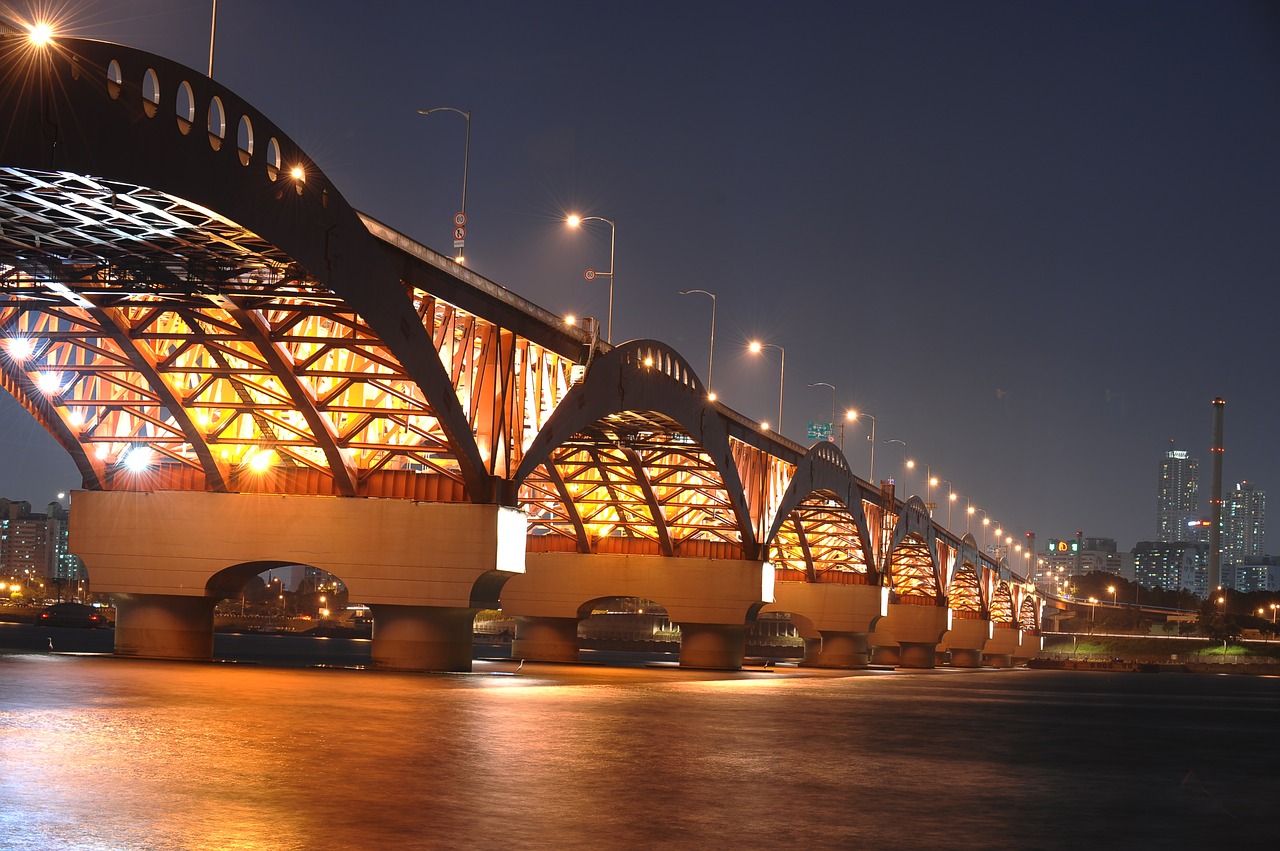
772,495 -> 875,582
520,419 -> 744,556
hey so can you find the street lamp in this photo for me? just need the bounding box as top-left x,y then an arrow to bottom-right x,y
1108,585 -> 1116,606
942,480 -> 957,528
807,382 -> 837,447
677,289 -> 716,399
847,410 -> 876,483
566,214 -> 617,343
417,107 -> 472,263
884,439 -> 908,492
966,500 -> 976,533
748,341 -> 785,435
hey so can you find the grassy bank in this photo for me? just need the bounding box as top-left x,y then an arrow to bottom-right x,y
1041,633 -> 1280,662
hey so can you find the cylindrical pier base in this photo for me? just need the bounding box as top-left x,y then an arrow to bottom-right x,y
808,631 -> 870,668
678,622 -> 746,670
949,647 -> 984,668
113,594 -> 216,661
897,642 -> 939,669
370,605 -> 476,672
511,616 -> 581,663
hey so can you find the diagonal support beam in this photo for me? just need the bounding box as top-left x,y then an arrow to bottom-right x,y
623,446 -> 674,557
226,303 -> 358,497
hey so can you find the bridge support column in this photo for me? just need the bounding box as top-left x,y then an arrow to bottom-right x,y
983,625 -> 1018,668
370,605 -> 476,672
511,616 -> 580,663
113,594 -> 216,661
764,583 -> 886,670
812,631 -> 871,668
943,617 -> 992,668
677,622 -> 747,670
873,601 -> 950,669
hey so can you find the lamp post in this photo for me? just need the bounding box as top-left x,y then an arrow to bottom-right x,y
966,500 -> 976,533
208,0 -> 218,78
748,341 -> 785,435
847,410 -> 876,483
807,382 -> 837,446
677,289 -> 716,398
1108,585 -> 1117,607
417,107 -> 472,263
942,480 -> 957,528
566,214 -> 616,343
884,439 -> 908,492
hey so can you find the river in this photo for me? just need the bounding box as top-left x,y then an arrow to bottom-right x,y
2,631 -> 1278,849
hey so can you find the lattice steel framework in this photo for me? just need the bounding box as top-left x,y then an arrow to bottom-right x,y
989,581 -> 1016,624
521,411 -> 744,555
1017,595 -> 1039,631
0,168 -> 577,497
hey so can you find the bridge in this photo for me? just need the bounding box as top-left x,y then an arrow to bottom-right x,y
0,25 -> 1040,671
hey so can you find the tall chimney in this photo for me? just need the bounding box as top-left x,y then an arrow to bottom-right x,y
1209,397 -> 1225,591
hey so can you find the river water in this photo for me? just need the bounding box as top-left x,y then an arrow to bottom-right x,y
2,635 -> 1278,849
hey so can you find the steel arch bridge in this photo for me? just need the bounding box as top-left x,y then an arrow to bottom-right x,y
0,27 -> 1039,669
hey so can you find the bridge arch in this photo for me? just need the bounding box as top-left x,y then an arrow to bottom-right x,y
0,33 -> 492,500
946,533 -> 986,615
765,441 -> 878,583
884,496 -> 943,601
515,340 -> 757,558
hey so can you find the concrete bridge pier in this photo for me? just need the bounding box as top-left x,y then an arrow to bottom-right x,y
812,630 -> 872,668
501,551 -> 773,672
943,615 -> 991,668
764,582 -> 887,669
370,605 -> 478,672
677,622 -> 747,669
873,600 -> 951,669
113,593 -> 216,661
511,615 -> 581,663
982,625 -> 1018,667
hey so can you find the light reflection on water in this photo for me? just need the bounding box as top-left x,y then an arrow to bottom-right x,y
2,653 -> 1278,849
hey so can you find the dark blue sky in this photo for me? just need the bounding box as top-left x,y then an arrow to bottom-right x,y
2,1 -> 1277,554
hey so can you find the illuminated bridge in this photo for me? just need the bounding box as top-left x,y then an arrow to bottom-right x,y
0,26 -> 1040,671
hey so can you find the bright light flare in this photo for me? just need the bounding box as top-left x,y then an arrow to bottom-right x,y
290,165 -> 305,181
566,214 -> 581,228
564,314 -> 577,326
748,341 -> 762,353
123,447 -> 152,473
28,23 -> 53,46
6,337 -> 34,360
36,372 -> 62,394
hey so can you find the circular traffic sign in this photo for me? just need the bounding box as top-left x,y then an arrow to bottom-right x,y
584,269 -> 596,281
454,211 -> 467,226
454,226 -> 467,240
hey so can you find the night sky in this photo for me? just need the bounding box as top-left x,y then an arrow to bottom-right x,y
2,1 -> 1277,555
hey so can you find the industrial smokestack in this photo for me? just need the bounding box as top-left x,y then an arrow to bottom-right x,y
1208,397 -> 1225,591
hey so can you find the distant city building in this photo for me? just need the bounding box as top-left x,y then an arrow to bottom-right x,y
1157,447 -> 1199,542
1223,481 -> 1265,566
1219,560 -> 1279,594
0,498 -> 81,588
1040,536 -> 1130,577
1132,540 -> 1208,596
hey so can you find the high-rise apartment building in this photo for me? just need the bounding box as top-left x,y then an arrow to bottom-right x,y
1223,481 -> 1265,566
1157,447 -> 1199,542
1132,540 -> 1208,596
0,498 -> 81,586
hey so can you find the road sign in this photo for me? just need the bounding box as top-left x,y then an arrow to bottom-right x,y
454,211 -> 467,226
454,226 -> 466,241
584,269 -> 597,281
453,240 -> 465,249
807,421 -> 833,441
